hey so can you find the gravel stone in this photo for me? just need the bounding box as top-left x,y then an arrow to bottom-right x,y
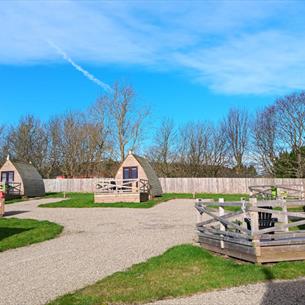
148,278 -> 305,305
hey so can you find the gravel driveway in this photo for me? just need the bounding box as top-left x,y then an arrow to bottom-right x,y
1,198 -> 305,305
148,278 -> 305,305
0,198 -> 197,305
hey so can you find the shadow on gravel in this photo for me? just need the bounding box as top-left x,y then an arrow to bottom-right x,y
261,274 -> 305,305
4,210 -> 29,217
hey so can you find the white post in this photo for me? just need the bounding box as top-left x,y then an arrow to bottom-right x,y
196,199 -> 203,224
249,197 -> 261,257
282,199 -> 289,232
219,198 -> 225,249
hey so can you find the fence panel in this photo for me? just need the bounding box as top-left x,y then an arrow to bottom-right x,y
43,178 -> 305,194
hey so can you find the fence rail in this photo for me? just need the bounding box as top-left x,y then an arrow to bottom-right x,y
195,197 -> 305,262
96,178 -> 150,194
43,178 -> 305,194
249,184 -> 305,199
0,182 -> 21,196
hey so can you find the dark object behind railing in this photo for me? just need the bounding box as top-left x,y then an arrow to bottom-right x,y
245,206 -> 278,231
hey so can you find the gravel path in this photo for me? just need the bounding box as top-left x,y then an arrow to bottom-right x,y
1,198 -> 305,305
0,198 -> 197,305
148,278 -> 305,305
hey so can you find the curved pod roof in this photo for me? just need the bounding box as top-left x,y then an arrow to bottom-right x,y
115,152 -> 162,197
0,159 -> 45,197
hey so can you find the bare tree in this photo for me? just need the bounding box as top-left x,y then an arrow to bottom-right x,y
274,92 -> 305,177
207,124 -> 229,176
177,122 -> 212,177
44,117 -> 63,178
59,112 -> 84,177
253,107 -> 278,176
78,116 -> 111,177
107,83 -> 149,161
222,108 -> 249,175
176,122 -> 229,177
89,97 -> 113,159
6,115 -> 48,173
57,107 -> 114,178
59,112 -> 96,177
148,118 -> 177,177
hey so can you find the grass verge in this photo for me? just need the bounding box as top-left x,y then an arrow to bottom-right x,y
39,192 -> 247,208
0,218 -> 63,252
48,244 -> 305,305
5,197 -> 35,204
5,193 -> 66,205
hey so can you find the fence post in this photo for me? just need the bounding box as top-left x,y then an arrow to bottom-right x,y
250,197 -> 261,257
196,199 -> 203,224
282,199 -> 289,232
219,198 -> 225,249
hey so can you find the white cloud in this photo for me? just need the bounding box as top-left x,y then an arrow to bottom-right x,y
1,0 -> 305,95
0,1 -> 154,64
174,30 -> 305,94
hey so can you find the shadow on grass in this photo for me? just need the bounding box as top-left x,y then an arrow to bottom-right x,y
0,227 -> 31,241
261,267 -> 275,280
46,192 -> 63,197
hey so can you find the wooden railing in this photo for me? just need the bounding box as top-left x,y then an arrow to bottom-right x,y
195,197 -> 305,248
249,184 -> 305,200
96,179 -> 150,194
0,182 -> 22,196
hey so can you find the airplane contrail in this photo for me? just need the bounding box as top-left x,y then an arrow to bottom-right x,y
46,40 -> 112,93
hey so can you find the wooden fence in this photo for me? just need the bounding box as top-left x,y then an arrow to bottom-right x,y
195,197 -> 305,263
159,178 -> 305,194
43,178 -> 305,194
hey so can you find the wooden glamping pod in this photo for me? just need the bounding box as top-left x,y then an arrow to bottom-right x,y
196,185 -> 305,263
95,151 -> 162,203
0,156 -> 45,198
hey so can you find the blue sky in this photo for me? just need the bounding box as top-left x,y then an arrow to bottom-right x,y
1,0 -> 305,126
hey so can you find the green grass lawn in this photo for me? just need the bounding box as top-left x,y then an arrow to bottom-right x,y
48,244 -> 305,305
5,197 -> 29,204
0,218 -> 63,252
39,192 -> 247,208
5,193 -> 65,205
